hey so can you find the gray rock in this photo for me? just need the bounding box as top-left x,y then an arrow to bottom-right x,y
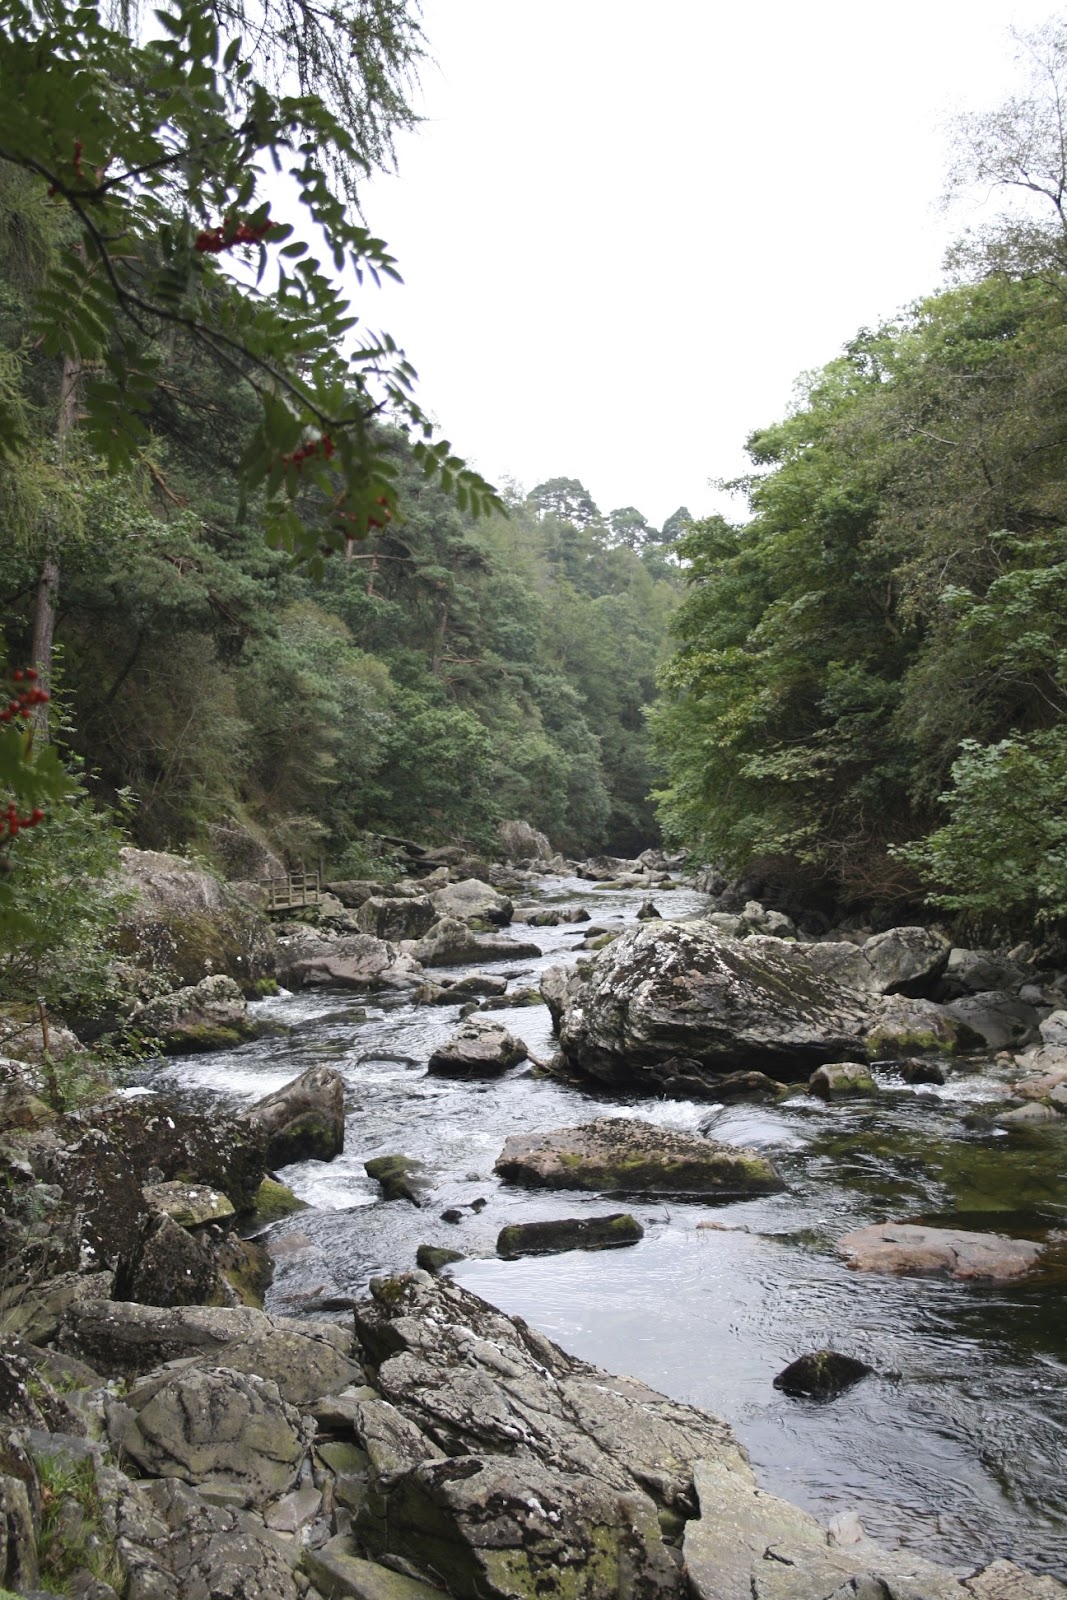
408,917 -> 541,967
683,1457 -> 964,1600
427,1017 -> 528,1077
861,926 -> 951,995
110,1365 -> 312,1505
494,1118 -> 784,1199
115,1475 -> 302,1600
942,991 -> 1039,1051
498,819 -> 553,862
140,1181 -> 235,1227
0,1467 -> 39,1593
59,1301 -> 360,1399
279,931 -> 423,990
740,901 -> 797,939
866,994 -> 976,1057
836,1222 -> 1043,1282
112,848 -> 276,998
808,1061 -> 877,1100
429,878 -> 514,927
943,947 -> 1027,997
555,921 -> 873,1087
1040,1010 -> 1067,1048
112,1211 -> 222,1307
995,1102 -> 1062,1128
132,975 -> 264,1054
354,896 -> 437,943
365,1155 -> 432,1207
1011,1067 -> 1067,1101
241,1064 -> 345,1165
304,1537 -> 446,1599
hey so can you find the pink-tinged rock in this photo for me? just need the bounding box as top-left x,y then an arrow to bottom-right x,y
1011,1068 -> 1067,1101
836,1222 -> 1043,1282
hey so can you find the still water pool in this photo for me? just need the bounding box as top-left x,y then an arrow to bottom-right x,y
147,877 -> 1067,1578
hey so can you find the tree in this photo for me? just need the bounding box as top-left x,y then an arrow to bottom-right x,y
607,506 -> 651,549
527,477 -> 602,530
657,505 -> 693,544
0,0 -> 499,570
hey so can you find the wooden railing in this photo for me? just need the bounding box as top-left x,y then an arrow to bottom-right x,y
265,869 -> 322,912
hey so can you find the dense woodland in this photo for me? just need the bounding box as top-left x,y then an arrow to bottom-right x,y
3,0 -> 1067,1004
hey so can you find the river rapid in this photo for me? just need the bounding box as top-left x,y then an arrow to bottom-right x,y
144,875 -> 1067,1580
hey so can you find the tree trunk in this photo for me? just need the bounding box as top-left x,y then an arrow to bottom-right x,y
31,352 -> 80,741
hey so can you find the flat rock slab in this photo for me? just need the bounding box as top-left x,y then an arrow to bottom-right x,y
494,1118 -> 784,1198
141,1181 -> 235,1226
304,1537 -> 446,1599
836,1223 -> 1044,1282
496,1213 -> 643,1258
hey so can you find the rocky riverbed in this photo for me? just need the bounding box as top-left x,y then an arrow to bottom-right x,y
3,843 -> 1067,1595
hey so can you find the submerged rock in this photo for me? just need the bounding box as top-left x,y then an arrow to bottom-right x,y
365,1154 -> 432,1206
494,1118 -> 784,1199
496,1213 -> 643,1258
773,1349 -> 874,1399
836,1222 -> 1044,1282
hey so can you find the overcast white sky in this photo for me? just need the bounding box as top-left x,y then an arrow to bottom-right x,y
357,0 -> 1058,528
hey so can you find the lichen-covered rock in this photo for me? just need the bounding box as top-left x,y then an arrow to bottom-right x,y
76,1096 -> 267,1214
109,1365 -> 312,1504
365,1154 -> 431,1207
860,926 -> 951,995
554,921 -> 874,1088
278,929 -> 423,990
304,1537 -> 445,1600
59,1300 -> 360,1397
355,895 -> 437,942
494,1119 -> 784,1199
808,1061 -> 877,1101
836,1222 -> 1043,1282
112,1211 -> 222,1307
865,994 -> 977,1058
141,1181 -> 235,1227
240,1064 -> 345,1166
429,878 -> 514,927
427,1017 -> 528,1078
131,975 -> 265,1054
408,917 -> 541,968
112,848 -> 277,998
115,1472 -> 303,1599
351,1272 -> 748,1597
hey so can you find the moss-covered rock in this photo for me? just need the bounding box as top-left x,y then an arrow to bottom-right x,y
250,1178 -> 308,1224
495,1119 -> 784,1200
496,1213 -> 643,1259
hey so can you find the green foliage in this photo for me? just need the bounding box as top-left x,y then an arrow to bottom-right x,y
0,0 -> 500,558
34,1450 -> 122,1594
0,779 -> 128,1023
897,731 -> 1067,927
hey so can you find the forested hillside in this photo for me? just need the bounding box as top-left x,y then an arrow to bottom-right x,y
0,248 -> 680,868
652,23 -> 1067,935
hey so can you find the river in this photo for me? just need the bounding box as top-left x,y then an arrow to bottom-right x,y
144,874 -> 1067,1579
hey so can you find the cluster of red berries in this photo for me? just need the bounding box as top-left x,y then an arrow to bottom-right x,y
47,139 -> 86,197
281,434 -> 336,469
1,803 -> 45,841
0,668 -> 49,725
194,217 -> 279,254
338,496 -> 392,529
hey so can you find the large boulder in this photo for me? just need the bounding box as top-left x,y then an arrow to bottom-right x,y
554,921 -> 873,1087
429,878 -> 514,927
112,1211 -> 223,1307
112,848 -> 276,998
78,1096 -> 267,1213
59,1300 -> 360,1397
427,1017 -> 528,1078
408,916 -> 542,968
277,929 -> 423,990
864,994 -> 978,1058
495,1118 -> 784,1199
352,1272 -> 747,1598
498,819 -> 553,861
116,1476 -> 303,1600
942,991 -> 1040,1051
109,1365 -> 312,1505
354,895 -> 437,942
240,1064 -> 345,1166
131,974 -> 265,1054
836,1223 -> 1044,1282
860,925 -> 951,995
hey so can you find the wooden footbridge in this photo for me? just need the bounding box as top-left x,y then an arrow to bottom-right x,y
264,869 -> 323,913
